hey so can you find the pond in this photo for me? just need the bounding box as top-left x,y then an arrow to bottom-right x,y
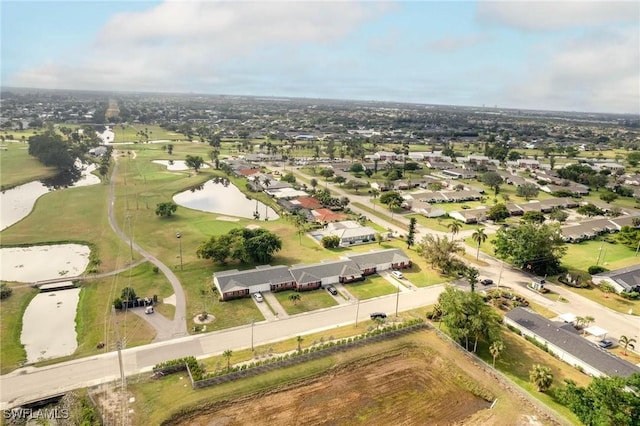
0,244 -> 91,282
152,159 -> 210,171
173,178 -> 279,221
21,287 -> 81,362
0,162 -> 99,230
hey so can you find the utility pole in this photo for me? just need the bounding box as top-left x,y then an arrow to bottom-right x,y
355,299 -> 360,328
395,281 -> 401,317
176,232 -> 183,270
497,260 -> 505,290
126,215 -> 133,262
251,320 -> 255,351
111,306 -> 126,426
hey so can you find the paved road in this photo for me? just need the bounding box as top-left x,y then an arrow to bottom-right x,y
2,162 -> 638,409
0,286 -> 442,409
107,154 -> 187,340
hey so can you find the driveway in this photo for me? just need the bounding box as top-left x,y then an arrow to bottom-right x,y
261,292 -> 289,319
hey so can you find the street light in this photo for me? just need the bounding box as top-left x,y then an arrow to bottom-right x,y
176,232 -> 183,270
395,281 -> 400,317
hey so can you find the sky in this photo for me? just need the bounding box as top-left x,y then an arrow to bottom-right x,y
1,1 -> 639,115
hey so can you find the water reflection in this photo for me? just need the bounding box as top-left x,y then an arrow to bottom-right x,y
1,162 -> 100,230
173,179 -> 279,220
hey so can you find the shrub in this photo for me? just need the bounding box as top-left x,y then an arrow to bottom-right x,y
588,265 -> 608,275
620,292 -> 640,300
0,283 -> 13,300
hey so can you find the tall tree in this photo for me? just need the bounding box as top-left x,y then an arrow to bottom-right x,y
155,202 -> 178,217
517,183 -> 540,201
489,340 -> 505,367
493,222 -> 567,275
448,221 -> 463,239
529,364 -> 553,392
482,172 -> 503,195
417,235 -> 463,274
465,267 -> 479,292
185,155 -> 204,173
407,217 -> 417,248
618,335 -> 636,355
471,227 -> 488,260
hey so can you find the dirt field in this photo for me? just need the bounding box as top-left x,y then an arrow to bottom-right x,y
163,340 -> 555,426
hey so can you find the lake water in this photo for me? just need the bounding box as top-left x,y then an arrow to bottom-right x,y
21,287 -> 81,362
0,162 -> 99,230
173,179 -> 279,220
0,244 -> 91,282
152,159 -> 211,171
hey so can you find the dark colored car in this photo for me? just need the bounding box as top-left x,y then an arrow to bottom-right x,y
598,339 -> 613,349
481,279 -> 494,286
327,285 -> 338,295
370,312 -> 387,320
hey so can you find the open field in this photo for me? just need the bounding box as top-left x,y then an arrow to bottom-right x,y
0,141 -> 58,189
128,326 -> 572,425
273,289 -> 338,315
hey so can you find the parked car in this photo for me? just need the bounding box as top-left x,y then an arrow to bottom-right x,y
481,279 -> 494,286
598,339 -> 613,349
391,270 -> 404,279
370,312 -> 387,320
145,306 -> 154,314
253,292 -> 264,303
326,285 -> 338,296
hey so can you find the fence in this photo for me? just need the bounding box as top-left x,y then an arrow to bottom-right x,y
429,324 -> 573,426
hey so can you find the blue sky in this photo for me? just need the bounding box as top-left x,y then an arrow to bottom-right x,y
2,1 -> 638,114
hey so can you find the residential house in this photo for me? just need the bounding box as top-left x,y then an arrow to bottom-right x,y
505,307 -> 640,378
441,168 -> 477,179
591,264 -> 640,294
624,174 -> 640,186
346,248 -> 412,275
541,183 -> 590,196
516,159 -> 540,169
325,221 -> 376,247
214,266 -> 295,300
506,203 -> 524,216
404,198 -> 446,218
289,259 -> 364,290
311,208 -> 348,223
449,207 -> 487,224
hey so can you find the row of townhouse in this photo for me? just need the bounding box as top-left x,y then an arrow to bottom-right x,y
561,215 -> 640,243
213,249 -> 412,300
505,307 -> 640,378
449,197 -> 580,224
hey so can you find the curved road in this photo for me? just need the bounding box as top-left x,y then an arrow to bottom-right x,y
108,153 -> 187,340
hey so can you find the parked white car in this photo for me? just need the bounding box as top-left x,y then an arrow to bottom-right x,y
391,270 -> 404,279
253,292 -> 264,303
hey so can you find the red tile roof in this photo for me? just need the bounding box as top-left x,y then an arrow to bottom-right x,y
295,197 -> 322,209
311,208 -> 347,222
238,168 -> 260,176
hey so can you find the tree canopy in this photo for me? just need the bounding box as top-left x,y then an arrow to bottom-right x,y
185,155 -> 204,172
197,228 -> 282,264
493,222 -> 567,275
516,183 -> 540,201
155,202 -> 178,217
416,234 -> 463,274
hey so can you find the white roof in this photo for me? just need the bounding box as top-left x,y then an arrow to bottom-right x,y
558,313 -> 577,323
584,326 -> 608,338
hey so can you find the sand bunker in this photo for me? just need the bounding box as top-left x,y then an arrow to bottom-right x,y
216,216 -> 241,222
21,287 -> 81,362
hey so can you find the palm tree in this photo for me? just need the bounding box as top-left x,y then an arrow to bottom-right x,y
448,221 -> 463,239
389,198 -> 400,221
310,178 -> 318,193
371,188 -> 380,211
296,335 -> 304,352
618,335 -> 637,355
529,364 -> 553,392
289,293 -> 301,305
374,316 -> 385,330
223,349 -> 233,371
489,340 -> 505,367
262,178 -> 271,190
471,228 -> 488,260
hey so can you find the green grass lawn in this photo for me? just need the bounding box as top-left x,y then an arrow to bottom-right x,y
0,141 -> 58,189
344,275 -> 398,299
561,239 -> 639,271
273,289 -> 338,315
0,287 -> 37,373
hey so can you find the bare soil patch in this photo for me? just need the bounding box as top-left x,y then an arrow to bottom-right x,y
170,352 -> 492,426
216,216 -> 240,222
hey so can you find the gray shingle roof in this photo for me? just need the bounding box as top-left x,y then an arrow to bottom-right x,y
346,248 -> 411,269
214,265 -> 293,293
506,307 -> 640,378
593,264 -> 640,292
289,259 -> 362,284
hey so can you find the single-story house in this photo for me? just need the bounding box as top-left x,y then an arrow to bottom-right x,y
560,218 -> 618,242
325,221 -> 376,247
289,259 -> 364,290
214,265 -> 296,300
442,168 -> 477,179
443,189 -> 482,202
591,264 -> 640,294
346,248 -> 412,275
406,199 -> 446,218
505,307 -> 640,378
506,203 -> 524,216
450,207 -> 487,224
311,208 -> 348,223
541,183 -> 590,196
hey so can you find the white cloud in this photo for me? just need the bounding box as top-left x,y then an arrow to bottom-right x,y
502,28 -> 640,114
477,1 -> 639,31
9,1 -> 388,92
425,34 -> 488,52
